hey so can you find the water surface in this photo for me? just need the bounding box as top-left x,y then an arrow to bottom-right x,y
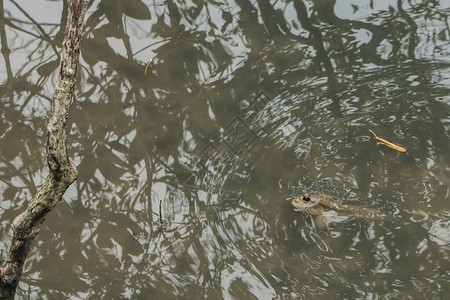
0,0 -> 449,298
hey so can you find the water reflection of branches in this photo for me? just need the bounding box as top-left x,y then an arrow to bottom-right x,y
9,0 -> 61,56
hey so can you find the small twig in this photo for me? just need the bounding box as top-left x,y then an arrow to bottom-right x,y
158,199 -> 164,231
144,59 -> 153,75
369,129 -> 406,152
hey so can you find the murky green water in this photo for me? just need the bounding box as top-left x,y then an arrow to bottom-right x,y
1,0 -> 449,298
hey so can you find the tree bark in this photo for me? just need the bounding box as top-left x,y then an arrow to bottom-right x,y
0,1 -> 89,297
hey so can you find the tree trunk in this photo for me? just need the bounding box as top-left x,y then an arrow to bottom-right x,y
0,1 -> 89,297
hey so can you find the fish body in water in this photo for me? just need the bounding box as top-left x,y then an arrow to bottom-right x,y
292,193 -> 387,223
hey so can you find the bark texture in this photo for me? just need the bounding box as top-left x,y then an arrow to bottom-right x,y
0,1 -> 89,297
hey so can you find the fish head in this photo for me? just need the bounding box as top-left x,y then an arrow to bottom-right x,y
292,193 -> 319,210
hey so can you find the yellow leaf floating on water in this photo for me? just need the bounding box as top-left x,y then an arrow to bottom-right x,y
144,59 -> 153,76
369,129 -> 406,152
